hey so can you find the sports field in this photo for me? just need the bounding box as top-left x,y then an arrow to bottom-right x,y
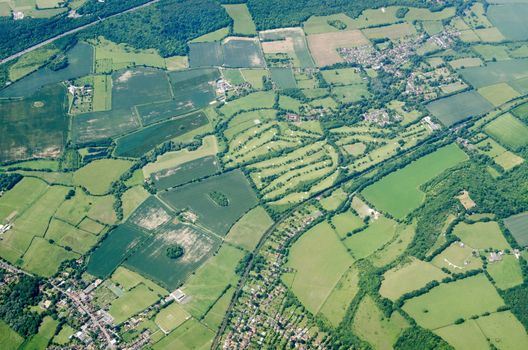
402,274 -> 504,329
425,91 -> 494,126
155,302 -> 191,333
362,144 -> 468,218
504,211 -> 528,246
286,222 -> 353,313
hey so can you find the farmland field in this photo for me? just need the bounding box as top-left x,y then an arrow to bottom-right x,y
478,82 -> 520,106
402,274 -> 504,329
286,222 -> 353,313
151,156 -> 220,190
22,237 -> 79,277
0,83 -> 68,162
74,159 -> 131,195
459,59 -> 528,88
318,267 -> 359,326
124,223 -> 221,290
475,311 -> 528,349
114,112 -> 209,158
307,30 -> 370,67
487,255 -> 523,290
426,90 -> 494,126
484,113 -> 528,150
434,320 -> 489,350
362,144 -> 468,218
487,4 -> 528,41
504,212 -> 528,246
152,318 -> 214,350
0,320 -> 23,350
343,217 -> 398,259
223,4 -> 256,35
453,221 -> 510,249
159,170 -> 258,235
225,206 -> 274,251
109,283 -> 161,324
270,67 -> 297,89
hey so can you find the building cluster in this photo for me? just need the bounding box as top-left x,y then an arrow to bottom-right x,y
222,206 -> 327,349
363,108 -> 402,126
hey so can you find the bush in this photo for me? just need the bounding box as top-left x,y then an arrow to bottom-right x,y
166,245 -> 185,259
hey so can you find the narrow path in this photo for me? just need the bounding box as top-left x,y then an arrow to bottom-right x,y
0,0 -> 160,65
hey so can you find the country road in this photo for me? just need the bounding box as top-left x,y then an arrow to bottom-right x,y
0,0 -> 160,65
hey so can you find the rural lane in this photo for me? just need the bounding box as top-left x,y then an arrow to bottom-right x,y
0,0 -> 160,65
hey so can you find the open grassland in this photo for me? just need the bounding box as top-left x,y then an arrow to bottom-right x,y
352,296 -> 408,350
73,159 -> 132,195
476,138 -> 524,171
475,311 -> 528,350
478,83 -> 520,106
55,190 -> 116,226
434,319 -> 489,350
487,255 -> 523,290
22,237 -> 79,277
318,267 -> 359,326
109,284 -> 161,324
504,212 -> 528,246
448,57 -> 483,69
181,244 -> 244,318
380,258 -> 448,301
152,318 -> 214,350
8,45 -> 59,81
362,23 -> 416,40
331,210 -> 364,238
402,274 -> 504,329
45,218 -> 98,254
369,222 -> 416,267
53,325 -> 75,345
453,221 -> 510,250
484,113 -> 528,150
432,241 -> 483,272
111,267 -> 148,291
159,170 -> 258,236
202,287 -> 235,330
122,186 -> 149,220
240,69 -> 269,89
155,302 -> 191,333
219,91 -> 275,117
225,206 -> 273,251
286,222 -> 353,314
362,144 -> 468,218
0,320 -> 23,350
472,44 -> 510,61
459,59 -> 528,88
344,217 -> 397,259
487,4 -> 528,41
0,177 -> 47,223
320,188 -> 348,211
191,27 -> 230,43
223,4 -> 256,35
426,91 -> 494,126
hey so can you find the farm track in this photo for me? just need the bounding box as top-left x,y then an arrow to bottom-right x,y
211,127 -> 451,348
0,0 -> 160,65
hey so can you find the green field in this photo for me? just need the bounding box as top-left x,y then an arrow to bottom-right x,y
484,113 -> 528,150
223,4 -> 256,35
225,206 -> 273,251
434,319 -> 489,350
331,210 -> 364,238
453,221 -> 510,250
478,83 -> 520,106
202,287 -> 235,330
155,302 -> 191,333
362,144 -> 468,219
87,224 -> 149,278
122,186 -> 149,219
21,316 -> 58,350
459,59 -> 528,88
73,159 -> 132,195
487,255 -> 524,290
152,318 -> 214,350
8,45 -> 59,81
487,4 -> 528,41
45,218 -> 99,254
109,283 -> 161,324
352,296 -> 408,350
402,274 -> 505,329
151,156 -> 220,190
125,223 -> 221,290
0,320 -> 23,350
504,211 -> 528,246
476,311 -> 528,350
22,237 -> 79,277
431,241 -> 483,272
286,222 -> 353,313
114,112 -> 209,158
270,67 -> 297,89
181,244 -> 244,318
53,324 -> 75,345
426,91 -> 494,126
380,259 -> 448,301
318,267 -> 359,326
159,170 -> 258,236
344,217 -> 398,259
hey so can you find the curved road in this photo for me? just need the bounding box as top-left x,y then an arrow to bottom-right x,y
0,0 -> 160,65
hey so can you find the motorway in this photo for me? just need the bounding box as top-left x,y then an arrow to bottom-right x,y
0,0 -> 160,65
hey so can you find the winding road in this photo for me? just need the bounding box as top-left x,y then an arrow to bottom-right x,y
0,0 -> 160,65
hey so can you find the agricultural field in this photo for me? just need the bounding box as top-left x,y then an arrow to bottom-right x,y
159,170 -> 258,236
2,1 -> 528,348
286,222 -> 353,313
362,144 -> 468,218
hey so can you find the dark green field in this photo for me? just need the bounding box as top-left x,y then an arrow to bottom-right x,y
159,170 -> 258,235
426,91 -> 493,126
152,156 -> 221,190
87,224 -> 149,278
459,59 -> 528,88
114,111 -> 209,157
0,83 -> 68,162
189,42 -> 224,67
189,40 -> 265,68
270,68 -> 297,89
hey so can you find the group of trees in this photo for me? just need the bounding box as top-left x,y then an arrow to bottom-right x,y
0,275 -> 43,337
0,173 -> 22,191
